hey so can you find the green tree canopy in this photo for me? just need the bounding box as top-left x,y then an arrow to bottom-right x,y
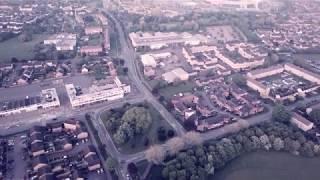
106,157 -> 118,171
272,104 -> 291,123
309,109 -> 320,125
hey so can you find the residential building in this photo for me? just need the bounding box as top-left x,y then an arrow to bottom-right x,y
79,46 -> 103,56
247,64 -> 320,101
85,26 -> 103,35
291,113 -> 314,131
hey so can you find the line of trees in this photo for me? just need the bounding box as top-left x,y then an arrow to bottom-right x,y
145,131 -> 202,164
148,122 -> 320,180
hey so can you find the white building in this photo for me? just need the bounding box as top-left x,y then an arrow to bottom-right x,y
140,54 -> 157,68
162,68 -> 189,83
0,88 -> 60,117
66,76 -> 130,108
44,33 -> 77,51
129,32 -> 208,50
291,113 -> 314,132
206,0 -> 261,10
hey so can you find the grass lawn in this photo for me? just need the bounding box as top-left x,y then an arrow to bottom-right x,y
136,160 -> 150,177
158,81 -> 197,100
0,34 -> 49,62
213,151 -> 320,180
145,165 -> 164,180
100,103 -> 175,154
293,53 -> 320,61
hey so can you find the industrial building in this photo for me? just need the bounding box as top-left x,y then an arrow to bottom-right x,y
206,0 -> 261,10
129,32 -> 208,51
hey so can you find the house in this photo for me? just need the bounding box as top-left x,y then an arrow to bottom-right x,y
31,142 -> 46,157
85,154 -> 101,171
76,129 -> 89,140
55,138 -> 73,151
30,133 -> 43,144
85,26 -> 103,35
196,114 -> 231,132
63,120 -> 79,131
32,155 -> 48,171
80,46 -> 103,56
48,122 -> 63,133
291,113 -> 314,131
171,93 -> 199,120
82,145 -> 97,158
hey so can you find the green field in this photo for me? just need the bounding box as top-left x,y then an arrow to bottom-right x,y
214,151 -> 320,180
158,81 -> 197,100
0,34 -> 49,62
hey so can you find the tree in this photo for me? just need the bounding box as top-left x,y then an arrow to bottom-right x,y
18,32 -> 32,42
121,107 -> 152,134
127,162 -> 138,175
145,145 -> 166,164
309,109 -> 320,125
167,137 -> 185,155
183,131 -> 203,147
85,113 -> 91,121
300,141 -> 315,157
144,137 -> 150,146
106,157 -> 118,171
230,73 -> 247,87
272,104 -> 291,123
157,126 -> 167,142
273,137 -> 284,151
259,135 -> 271,150
167,129 -> 175,138
113,128 -> 128,144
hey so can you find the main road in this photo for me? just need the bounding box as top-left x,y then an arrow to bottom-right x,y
102,7 -> 186,136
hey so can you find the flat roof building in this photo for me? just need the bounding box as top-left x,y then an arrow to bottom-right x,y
65,76 -> 130,108
247,64 -> 320,102
44,33 -> 77,51
162,68 -> 189,83
129,32 -> 208,50
0,88 -> 60,117
291,113 -> 314,132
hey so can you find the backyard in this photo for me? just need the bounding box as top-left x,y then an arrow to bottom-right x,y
0,34 -> 49,62
100,102 -> 175,154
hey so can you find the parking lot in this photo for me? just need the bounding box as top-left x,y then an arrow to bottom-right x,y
206,25 -> 246,43
4,133 -> 28,180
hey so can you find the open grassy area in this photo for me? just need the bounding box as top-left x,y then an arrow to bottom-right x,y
146,151 -> 320,180
158,81 -> 197,100
0,34 -> 49,62
214,151 -> 320,180
100,103 -> 175,154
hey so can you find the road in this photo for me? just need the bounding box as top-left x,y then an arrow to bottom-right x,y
103,9 -> 186,136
